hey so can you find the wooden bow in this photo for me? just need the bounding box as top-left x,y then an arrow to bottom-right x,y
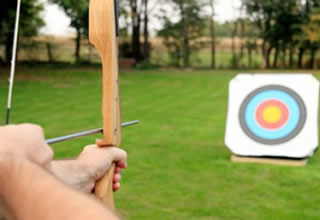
89,0 -> 121,209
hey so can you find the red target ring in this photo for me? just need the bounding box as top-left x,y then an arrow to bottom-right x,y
255,99 -> 289,130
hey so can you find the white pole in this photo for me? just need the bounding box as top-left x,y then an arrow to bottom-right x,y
6,0 -> 21,124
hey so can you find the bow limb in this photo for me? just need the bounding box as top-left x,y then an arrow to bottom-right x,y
89,0 -> 122,209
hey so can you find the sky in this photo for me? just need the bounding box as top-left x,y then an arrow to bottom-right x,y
40,0 -> 241,36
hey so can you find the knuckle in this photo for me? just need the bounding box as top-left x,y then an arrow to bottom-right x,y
33,125 -> 44,134
48,147 -> 54,159
120,149 -> 127,160
85,144 -> 96,150
83,145 -> 96,152
114,148 -> 127,162
24,124 -> 44,135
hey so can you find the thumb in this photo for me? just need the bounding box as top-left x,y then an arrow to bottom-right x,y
104,147 -> 127,163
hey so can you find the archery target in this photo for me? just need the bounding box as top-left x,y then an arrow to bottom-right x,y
225,74 -> 319,159
239,85 -> 307,145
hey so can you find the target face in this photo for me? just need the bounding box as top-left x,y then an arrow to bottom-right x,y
239,85 -> 307,145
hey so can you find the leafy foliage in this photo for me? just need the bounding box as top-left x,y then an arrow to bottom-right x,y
157,0 -> 205,67
49,0 -> 89,35
242,0 -> 304,67
49,0 -> 89,62
0,0 -> 44,63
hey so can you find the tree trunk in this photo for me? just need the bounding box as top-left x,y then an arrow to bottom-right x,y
281,48 -> 286,68
5,32 -> 14,64
175,46 -> 181,67
209,0 -> 216,69
248,48 -> 252,69
273,45 -> 279,68
231,21 -> 238,69
238,19 -> 245,68
46,43 -> 53,63
289,44 -> 294,68
75,27 -> 81,63
266,46 -> 273,68
298,48 -> 305,69
180,2 -> 190,68
143,0 -> 150,60
262,18 -> 272,69
131,0 -> 142,62
310,47 -> 317,69
262,40 -> 267,68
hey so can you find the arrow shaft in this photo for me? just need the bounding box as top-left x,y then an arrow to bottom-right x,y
46,120 -> 139,145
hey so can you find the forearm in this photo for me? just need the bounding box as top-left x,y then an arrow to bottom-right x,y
0,156 -> 118,220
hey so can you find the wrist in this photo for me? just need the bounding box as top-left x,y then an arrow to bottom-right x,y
76,157 -> 101,181
0,155 -> 31,219
0,154 -> 29,177
0,154 -> 29,191
51,160 -> 95,193
76,160 -> 97,192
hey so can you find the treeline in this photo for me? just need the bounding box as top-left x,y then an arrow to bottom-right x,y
154,0 -> 320,69
0,0 -> 44,64
0,0 -> 319,69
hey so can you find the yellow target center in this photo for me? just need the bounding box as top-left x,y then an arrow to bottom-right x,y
263,106 -> 281,123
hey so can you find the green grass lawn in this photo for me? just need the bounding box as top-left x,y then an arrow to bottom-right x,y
1,67 -> 320,219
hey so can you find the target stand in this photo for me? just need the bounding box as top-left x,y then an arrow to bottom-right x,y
225,74 -> 320,166
230,155 -> 308,167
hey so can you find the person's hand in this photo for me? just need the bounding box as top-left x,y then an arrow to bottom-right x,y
77,145 -> 127,192
0,124 -> 53,168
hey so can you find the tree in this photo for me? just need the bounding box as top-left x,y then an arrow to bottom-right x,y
158,18 -> 184,67
0,0 -> 44,64
143,0 -> 150,60
120,0 -> 153,62
301,2 -> 320,69
230,0 -> 239,69
209,0 -> 216,69
159,0 -> 204,68
142,0 -> 161,61
242,0 -> 303,68
130,0 -> 142,62
245,40 -> 257,68
49,0 -> 89,62
238,4 -> 247,68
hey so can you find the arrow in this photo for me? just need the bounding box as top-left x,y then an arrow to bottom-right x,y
46,120 -> 139,144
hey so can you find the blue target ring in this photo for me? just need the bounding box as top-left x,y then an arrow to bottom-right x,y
239,85 -> 307,145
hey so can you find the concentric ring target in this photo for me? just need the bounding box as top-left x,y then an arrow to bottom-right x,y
239,85 -> 307,145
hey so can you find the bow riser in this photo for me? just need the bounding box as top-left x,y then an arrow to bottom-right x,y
89,0 -> 122,209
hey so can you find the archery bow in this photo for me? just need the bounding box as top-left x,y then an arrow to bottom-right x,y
6,0 -> 128,209
89,0 -> 121,209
